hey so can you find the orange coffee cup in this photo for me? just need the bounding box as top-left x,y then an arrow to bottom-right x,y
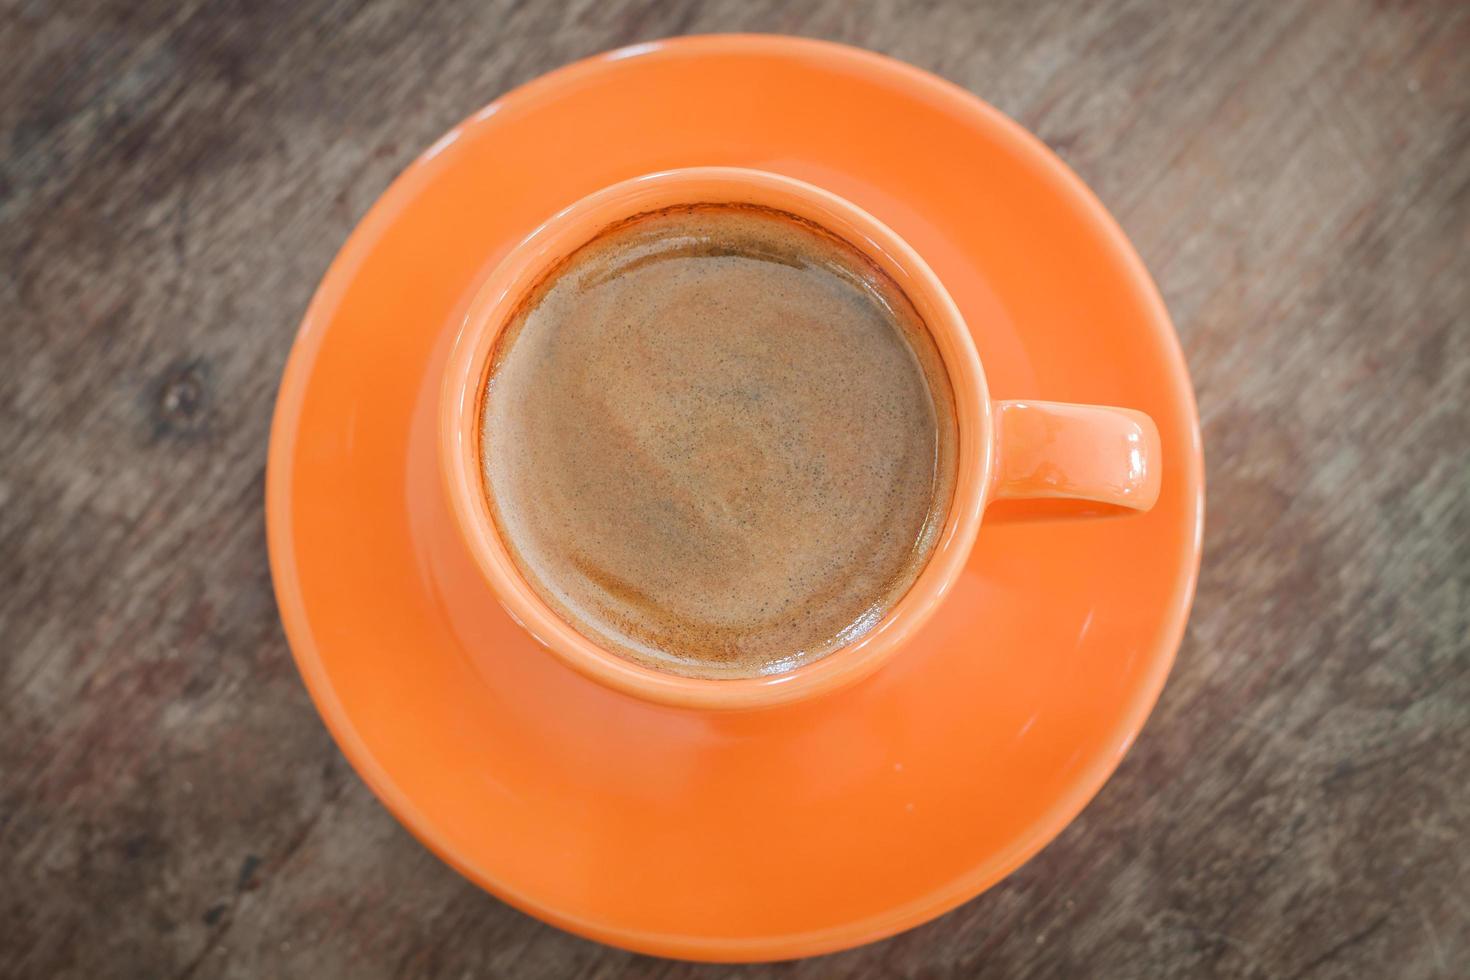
440,168 -> 1160,710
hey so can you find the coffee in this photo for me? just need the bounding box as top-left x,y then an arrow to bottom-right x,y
480,204 -> 957,678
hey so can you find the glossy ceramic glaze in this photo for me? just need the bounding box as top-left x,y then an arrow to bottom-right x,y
441,167 -> 1160,710
267,35 -> 1204,961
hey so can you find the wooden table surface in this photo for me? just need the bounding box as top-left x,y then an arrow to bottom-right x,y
3,1 -> 1467,977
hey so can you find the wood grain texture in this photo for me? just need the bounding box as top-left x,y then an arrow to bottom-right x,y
2,0 -> 1466,976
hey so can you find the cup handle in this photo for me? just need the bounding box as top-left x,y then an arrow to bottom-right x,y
991,400 -> 1162,512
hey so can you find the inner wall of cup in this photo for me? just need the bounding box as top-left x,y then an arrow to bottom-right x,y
469,187 -> 973,677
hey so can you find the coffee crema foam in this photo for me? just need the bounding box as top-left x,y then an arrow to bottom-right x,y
480,204 -> 957,679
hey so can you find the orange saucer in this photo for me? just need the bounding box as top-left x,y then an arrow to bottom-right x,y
267,36 -> 1204,962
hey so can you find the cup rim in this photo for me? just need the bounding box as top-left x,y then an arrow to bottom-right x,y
439,167 -> 991,709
